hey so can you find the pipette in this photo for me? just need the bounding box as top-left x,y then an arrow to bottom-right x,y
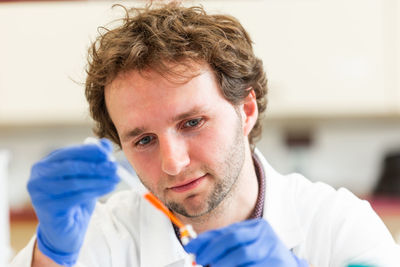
84,137 -> 198,265
143,192 -> 197,245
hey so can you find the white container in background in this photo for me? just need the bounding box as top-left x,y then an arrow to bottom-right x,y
0,150 -> 10,265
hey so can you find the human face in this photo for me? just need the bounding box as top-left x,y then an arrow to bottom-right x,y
105,65 -> 247,218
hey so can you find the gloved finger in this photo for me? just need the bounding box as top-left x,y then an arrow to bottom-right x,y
43,142 -> 112,163
54,185 -> 117,206
30,160 -> 118,181
99,138 -> 113,151
29,174 -> 120,200
33,184 -> 117,210
185,219 -> 261,255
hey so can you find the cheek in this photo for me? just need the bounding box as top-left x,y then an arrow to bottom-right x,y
189,123 -> 234,162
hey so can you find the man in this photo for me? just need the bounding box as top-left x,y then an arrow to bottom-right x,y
10,3 -> 400,267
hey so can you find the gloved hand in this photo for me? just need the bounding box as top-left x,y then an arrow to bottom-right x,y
185,218 -> 309,267
27,138 -> 120,266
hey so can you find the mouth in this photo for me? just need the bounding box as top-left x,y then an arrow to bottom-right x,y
168,175 -> 207,193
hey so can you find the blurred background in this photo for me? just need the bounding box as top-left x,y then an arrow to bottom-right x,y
1,0 -> 400,264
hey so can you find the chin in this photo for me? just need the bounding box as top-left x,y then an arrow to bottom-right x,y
182,204 -> 207,217
168,199 -> 209,218
183,208 -> 210,218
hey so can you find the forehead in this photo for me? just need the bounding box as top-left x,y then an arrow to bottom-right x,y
106,63 -> 222,105
104,63 -> 231,133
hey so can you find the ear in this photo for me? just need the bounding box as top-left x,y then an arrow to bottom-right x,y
240,88 -> 258,137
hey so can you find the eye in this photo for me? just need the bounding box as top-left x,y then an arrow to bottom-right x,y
136,135 -> 154,146
183,118 -> 203,129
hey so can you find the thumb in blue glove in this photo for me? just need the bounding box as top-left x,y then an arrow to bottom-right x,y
27,138 -> 120,266
184,218 -> 309,267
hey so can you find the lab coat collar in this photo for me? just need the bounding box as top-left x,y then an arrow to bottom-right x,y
139,149 -> 304,267
255,148 -> 305,250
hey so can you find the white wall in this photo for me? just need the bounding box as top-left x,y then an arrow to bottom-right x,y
1,0 -> 399,124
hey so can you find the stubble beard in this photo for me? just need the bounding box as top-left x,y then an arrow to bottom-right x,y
166,120 -> 246,218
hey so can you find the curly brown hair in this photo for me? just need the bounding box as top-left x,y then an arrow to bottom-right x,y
85,3 -> 268,150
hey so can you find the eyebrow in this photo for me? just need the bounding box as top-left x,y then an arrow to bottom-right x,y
169,106 -> 206,123
120,106 -> 208,143
121,127 -> 146,143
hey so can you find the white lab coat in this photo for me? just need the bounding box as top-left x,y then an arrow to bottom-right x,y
10,149 -> 400,267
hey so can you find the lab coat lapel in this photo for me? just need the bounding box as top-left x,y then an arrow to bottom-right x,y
255,149 -> 305,250
139,196 -> 189,267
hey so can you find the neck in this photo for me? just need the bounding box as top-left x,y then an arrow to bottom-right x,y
178,144 -> 259,234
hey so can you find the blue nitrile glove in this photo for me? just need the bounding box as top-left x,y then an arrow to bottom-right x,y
27,138 -> 120,266
185,218 -> 309,267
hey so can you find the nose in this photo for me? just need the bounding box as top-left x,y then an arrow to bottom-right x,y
159,134 -> 190,176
